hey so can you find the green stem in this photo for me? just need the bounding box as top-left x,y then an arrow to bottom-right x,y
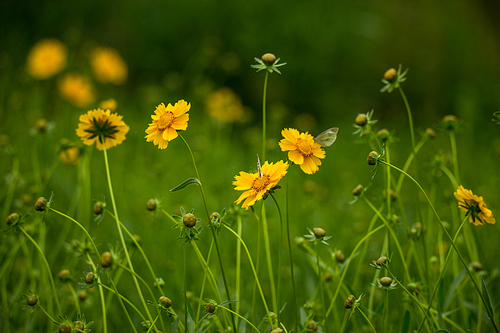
449,132 -> 460,185
383,289 -> 388,333
183,244 -> 188,333
395,137 -> 426,193
219,305 -> 260,332
235,215 -> 243,324
195,240 -> 215,325
109,273 -> 138,333
379,160 -> 499,333
85,253 -> 108,333
147,316 -> 160,333
270,194 -> 283,327
262,70 -> 269,162
19,227 -> 61,314
358,307 -> 377,333
178,133 -> 237,333
97,281 -> 147,322
67,283 -> 81,314
101,138 -> 156,330
398,86 -> 415,152
261,203 -> 277,316
39,304 -> 57,323
286,175 -> 299,333
316,245 -> 328,333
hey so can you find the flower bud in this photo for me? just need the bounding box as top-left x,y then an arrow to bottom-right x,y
206,302 -> 216,313
183,213 -> 197,228
159,296 -> 172,308
210,212 -> 220,221
425,127 -> 436,139
407,283 -> 420,295
6,213 -> 19,226
146,199 -> 156,211
471,261 -> 483,272
26,295 -> 38,306
377,129 -> 390,142
376,256 -> 388,266
85,272 -> 95,284
344,295 -> 356,309
36,118 -> 48,133
367,151 -> 379,165
78,290 -> 88,301
382,189 -> 397,202
352,184 -> 363,197
380,276 -> 392,286
271,329 -> 284,333
58,269 -> 70,281
313,227 -> 326,238
100,251 -> 112,268
93,202 -> 104,215
75,321 -> 84,331
355,113 -> 368,126
384,68 -> 397,82
324,272 -> 333,282
35,197 -> 47,212
335,250 -> 346,263
58,322 -> 71,333
261,53 -> 276,66
442,114 -> 458,124
307,320 -> 318,331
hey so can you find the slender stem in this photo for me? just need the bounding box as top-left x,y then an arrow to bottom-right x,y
324,224 -> 386,322
39,304 -> 57,323
67,284 -> 81,314
101,138 -> 156,330
262,71 -> 269,162
223,224 -> 273,325
147,316 -> 160,333
260,203 -> 277,315
449,132 -> 461,185
183,244 -> 188,333
85,253 -> 108,333
385,145 -> 392,219
19,227 -> 61,314
316,245 -> 328,333
235,215 -> 243,324
285,175 -> 298,333
358,307 -> 377,333
270,194 -> 283,327
395,137 -> 426,193
398,86 -> 415,152
109,273 -> 138,333
379,160 -> 499,333
382,290 -> 388,333
178,133 -> 237,333
219,305 -> 260,332
195,240 -> 215,325
97,281 -> 147,322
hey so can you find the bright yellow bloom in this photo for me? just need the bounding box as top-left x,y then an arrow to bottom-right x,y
26,39 -> 67,80
58,73 -> 95,107
145,100 -> 190,149
279,128 -> 325,174
76,109 -> 129,150
454,185 -> 495,226
233,160 -> 288,209
90,47 -> 128,85
99,98 -> 118,111
206,87 -> 244,123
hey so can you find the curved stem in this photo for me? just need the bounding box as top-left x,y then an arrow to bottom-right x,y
39,304 -> 57,323
97,281 -> 147,322
219,305 -> 260,332
398,86 -> 415,152
358,307 -> 377,333
109,272 -> 138,333
19,227 -> 61,314
147,316 -> 160,333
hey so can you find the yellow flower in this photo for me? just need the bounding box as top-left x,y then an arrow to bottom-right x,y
454,185 -> 495,226
90,47 -> 128,85
76,109 -> 129,150
60,147 -> 81,164
279,128 -> 325,174
145,100 -> 190,149
58,73 -> 95,107
233,160 -> 288,210
26,39 -> 67,80
206,87 -> 244,123
99,98 -> 118,111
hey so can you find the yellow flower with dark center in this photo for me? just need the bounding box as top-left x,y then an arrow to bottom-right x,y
233,160 -> 288,209
279,128 -> 325,174
76,109 -> 129,150
26,39 -> 67,80
145,100 -> 190,149
58,73 -> 95,107
90,47 -> 128,85
454,185 -> 495,226
206,87 -> 244,123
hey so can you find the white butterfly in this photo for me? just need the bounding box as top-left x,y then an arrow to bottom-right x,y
256,154 -> 263,179
314,127 -> 339,147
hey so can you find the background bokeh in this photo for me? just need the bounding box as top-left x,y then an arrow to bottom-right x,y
1,0 -> 500,331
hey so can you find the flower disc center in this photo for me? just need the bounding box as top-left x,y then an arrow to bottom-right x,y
297,139 -> 313,156
252,175 -> 270,192
158,112 -> 175,129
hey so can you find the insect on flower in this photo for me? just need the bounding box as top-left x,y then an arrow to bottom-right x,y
313,127 -> 339,147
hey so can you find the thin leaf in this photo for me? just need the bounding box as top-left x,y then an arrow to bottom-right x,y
170,178 -> 201,192
481,277 -> 495,318
185,294 -> 195,322
401,310 -> 410,333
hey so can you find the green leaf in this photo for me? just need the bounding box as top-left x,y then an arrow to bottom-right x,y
185,293 -> 195,322
401,310 -> 410,333
481,277 -> 495,318
170,178 -> 201,192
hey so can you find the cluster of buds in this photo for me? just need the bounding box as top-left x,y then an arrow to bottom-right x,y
56,314 -> 92,333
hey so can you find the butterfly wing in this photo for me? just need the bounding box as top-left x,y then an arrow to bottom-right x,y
314,127 -> 338,147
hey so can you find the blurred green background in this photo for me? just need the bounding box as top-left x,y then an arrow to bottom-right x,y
1,0 -> 500,330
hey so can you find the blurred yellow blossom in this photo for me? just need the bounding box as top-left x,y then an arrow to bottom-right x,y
76,109 -> 129,150
99,98 -> 118,111
58,73 -> 95,107
90,47 -> 128,85
206,87 -> 244,123
26,39 -> 67,80
60,147 -> 81,164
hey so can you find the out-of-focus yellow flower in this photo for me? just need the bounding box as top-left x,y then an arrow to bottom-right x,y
90,47 -> 128,85
233,160 -> 288,210
99,98 -> 118,111
76,109 -> 129,150
60,147 -> 81,164
58,73 -> 95,107
454,186 -> 495,226
279,128 -> 325,174
26,39 -> 67,80
206,87 -> 244,123
145,100 -> 190,149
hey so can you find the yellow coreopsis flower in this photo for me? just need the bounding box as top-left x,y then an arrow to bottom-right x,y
76,109 -> 129,150
58,73 -> 95,107
145,100 -> 190,149
279,128 -> 325,174
454,185 -> 495,226
99,98 -> 118,111
26,39 -> 67,80
90,47 -> 128,85
233,160 -> 288,209
206,87 -> 244,123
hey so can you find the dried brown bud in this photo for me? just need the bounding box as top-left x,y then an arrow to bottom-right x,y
35,197 -> 47,212
261,53 -> 277,66
183,213 -> 197,228
384,68 -> 397,82
100,252 -> 112,268
313,227 -> 326,238
344,295 -> 356,309
355,113 -> 368,126
146,199 -> 157,211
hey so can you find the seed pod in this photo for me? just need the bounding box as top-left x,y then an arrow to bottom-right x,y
26,295 -> 38,306
58,323 -> 71,333
380,276 -> 393,286
85,272 -> 95,284
100,252 -> 112,268
383,68 -> 397,82
206,302 -> 216,313
344,295 -> 356,309
159,296 -> 172,308
355,113 -> 368,126
261,53 -> 277,66
183,213 -> 197,228
313,227 -> 326,238
35,197 -> 47,212
146,199 -> 156,211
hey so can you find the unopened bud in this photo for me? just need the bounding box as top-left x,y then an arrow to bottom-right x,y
355,113 -> 368,126
376,256 -> 388,266
261,53 -> 276,66
93,202 -> 104,215
36,118 -> 48,133
324,272 -> 333,282
75,321 -> 84,331
307,320 -> 318,331
206,302 -> 216,313
471,261 -> 483,272
384,68 -> 397,82
26,295 -> 38,306
344,295 -> 356,309
78,290 -> 88,301
380,276 -> 392,286
6,213 -> 19,226
85,272 -> 95,284
367,151 -> 379,165
377,129 -> 390,142
352,184 -> 363,197
58,269 -> 70,281
159,296 -> 172,308
335,250 -> 346,263
146,199 -> 156,211
100,251 -> 112,268
270,329 -> 284,333
183,213 -> 197,228
425,127 -> 436,139
58,322 -> 71,333
35,197 -> 47,212
313,227 -> 326,238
